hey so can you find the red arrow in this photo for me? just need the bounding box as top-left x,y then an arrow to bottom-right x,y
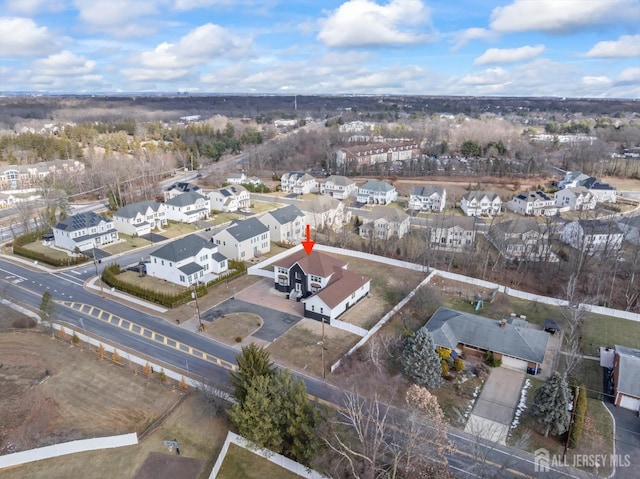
301,224 -> 315,255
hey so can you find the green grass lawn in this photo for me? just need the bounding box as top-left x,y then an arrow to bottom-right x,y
102,234 -> 152,254
581,313 -> 640,356
162,222 -> 200,238
216,444 -> 304,479
20,241 -> 80,263
250,200 -> 282,214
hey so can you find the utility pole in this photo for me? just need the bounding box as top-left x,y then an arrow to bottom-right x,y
191,285 -> 204,332
93,248 -> 104,297
321,319 -> 326,379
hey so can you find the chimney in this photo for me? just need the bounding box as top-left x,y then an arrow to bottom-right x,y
500,319 -> 507,329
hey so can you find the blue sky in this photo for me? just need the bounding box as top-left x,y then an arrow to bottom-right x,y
0,0 -> 638,97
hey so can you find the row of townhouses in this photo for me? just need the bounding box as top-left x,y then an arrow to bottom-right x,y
0,160 -> 85,189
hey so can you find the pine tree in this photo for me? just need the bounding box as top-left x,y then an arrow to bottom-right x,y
39,291 -> 55,331
230,344 -> 274,404
112,349 -> 121,364
532,372 -> 572,437
401,329 -> 443,388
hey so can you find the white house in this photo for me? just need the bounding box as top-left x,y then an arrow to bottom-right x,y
320,175 -> 357,200
212,217 -> 270,260
53,212 -> 119,252
259,204 -> 306,243
163,182 -> 202,201
113,200 -> 167,236
207,185 -> 250,213
429,216 -> 478,251
559,219 -> 624,254
408,186 -> 446,212
488,218 -> 554,261
581,178 -> 617,203
299,196 -> 352,232
226,172 -> 246,184
558,171 -> 591,189
460,191 -> 502,217
356,180 -> 397,205
554,187 -> 596,211
165,192 -> 210,223
146,234 -> 228,287
507,191 -> 558,216
617,214 -> 640,245
359,206 -> 410,240
272,249 -> 370,324
280,171 -> 318,194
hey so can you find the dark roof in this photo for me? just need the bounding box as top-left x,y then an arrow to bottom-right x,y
54,212 -> 111,232
264,204 -> 305,225
580,177 -> 615,190
151,234 -> 215,262
178,262 -> 203,275
212,252 -> 227,262
516,190 -> 552,202
462,190 -> 500,202
359,180 -> 394,192
165,191 -> 208,207
114,200 -> 162,219
544,319 -> 560,331
492,218 -> 549,235
166,182 -> 200,193
425,307 -> 549,364
431,215 -> 477,230
577,219 -> 623,235
273,250 -> 347,277
222,217 -> 269,242
411,185 -> 444,197
615,345 -> 640,398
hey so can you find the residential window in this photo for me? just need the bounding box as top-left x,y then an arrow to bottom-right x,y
179,275 -> 185,282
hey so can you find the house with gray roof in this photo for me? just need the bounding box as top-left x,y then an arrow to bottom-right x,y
53,212 -> 119,252
320,175 -> 357,200
356,180 -> 397,205
113,200 -> 167,236
146,234 -> 227,287
409,186 -> 446,212
359,206 -> 410,240
559,219 -> 623,254
613,345 -> 640,411
259,204 -> 305,243
281,171 -> 318,194
460,191 -> 502,216
424,307 -> 550,372
207,185 -> 250,213
429,215 -> 478,251
488,218 -> 556,261
617,214 -> 640,245
163,181 -> 202,201
507,190 -> 558,216
165,192 -> 210,223
212,217 -> 270,260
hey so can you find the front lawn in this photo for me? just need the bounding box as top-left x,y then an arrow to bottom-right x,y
217,444 -> 304,479
580,313 -> 640,356
102,234 -> 151,254
118,270 -> 187,296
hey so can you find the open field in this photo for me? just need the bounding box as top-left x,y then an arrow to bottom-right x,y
267,318 -> 361,378
118,270 -> 186,295
601,176 -> 640,191
0,332 -> 179,456
202,313 -> 262,346
217,443 -> 304,479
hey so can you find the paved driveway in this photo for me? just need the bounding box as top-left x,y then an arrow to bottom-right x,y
465,367 -> 525,445
605,403 -> 640,479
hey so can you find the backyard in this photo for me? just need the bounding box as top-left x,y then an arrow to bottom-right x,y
216,444 -> 304,479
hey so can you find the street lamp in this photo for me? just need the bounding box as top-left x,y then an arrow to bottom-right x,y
191,284 -> 204,332
92,248 -> 104,297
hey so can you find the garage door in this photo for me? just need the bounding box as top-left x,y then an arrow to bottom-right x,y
501,355 -> 528,372
619,395 -> 640,412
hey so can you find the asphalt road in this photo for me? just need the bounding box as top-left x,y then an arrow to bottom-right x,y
0,256 -> 595,478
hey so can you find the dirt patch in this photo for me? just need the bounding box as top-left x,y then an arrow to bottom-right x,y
0,332 -> 178,455
203,313 -> 262,345
133,452 -> 204,479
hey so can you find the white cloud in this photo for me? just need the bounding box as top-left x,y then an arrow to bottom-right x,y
174,0 -> 235,9
616,67 -> 640,84
585,35 -> 640,58
582,76 -> 612,86
450,28 -> 497,51
74,0 -> 160,36
4,0 -> 68,15
0,17 -> 59,57
474,45 -> 544,65
490,0 -> 638,33
317,0 -> 433,47
33,51 -> 96,77
460,67 -> 509,86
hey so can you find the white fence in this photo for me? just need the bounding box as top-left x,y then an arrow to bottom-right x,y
209,431 -> 327,479
331,318 -> 367,337
0,433 -> 138,470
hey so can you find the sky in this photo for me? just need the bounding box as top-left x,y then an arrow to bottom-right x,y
0,0 -> 638,98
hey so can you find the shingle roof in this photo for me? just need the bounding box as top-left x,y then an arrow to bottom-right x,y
359,180 -> 394,192
578,219 -> 623,235
165,182 -> 201,193
273,250 -> 347,277
54,212 -> 111,232
284,171 -> 314,182
431,215 -> 477,230
114,200 -> 162,219
223,217 -> 269,242
264,204 -> 305,224
411,186 -> 444,197
425,307 -> 550,364
462,190 -> 500,202
316,267 -> 370,308
324,175 -> 354,187
368,206 -> 408,222
615,345 -> 640,398
179,262 -> 203,275
151,234 -> 215,262
492,218 -> 549,235
165,192 -> 208,207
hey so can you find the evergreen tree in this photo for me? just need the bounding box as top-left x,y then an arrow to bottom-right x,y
401,329 -> 443,388
532,372 -> 572,437
230,344 -> 274,404
39,290 -> 55,331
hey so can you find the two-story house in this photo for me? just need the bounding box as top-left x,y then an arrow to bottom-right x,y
356,180 -> 397,205
488,218 -> 553,261
53,212 -> 119,252
460,191 -> 502,217
320,175 -> 357,200
408,186 -> 447,212
280,172 -> 318,194
226,172 -> 246,184
259,204 -> 306,243
429,216 -> 478,251
554,187 -> 596,211
146,234 -> 228,287
113,200 -> 167,236
207,185 -> 250,213
212,217 -> 270,260
163,182 -> 202,201
165,192 -> 210,223
272,249 -> 370,324
558,171 -> 591,189
299,196 -> 352,232
559,219 -> 624,254
359,206 -> 410,240
580,177 -> 617,203
507,191 -> 558,216
617,214 -> 640,245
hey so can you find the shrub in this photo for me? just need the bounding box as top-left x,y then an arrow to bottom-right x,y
143,362 -> 152,376
112,349 -> 121,363
436,346 -> 452,359
569,384 -> 588,448
485,351 -> 502,367
159,369 -> 167,383
453,357 -> 465,372
98,343 -> 105,360
441,360 -> 449,377
179,376 -> 189,391
235,336 -> 243,343
71,332 -> 80,344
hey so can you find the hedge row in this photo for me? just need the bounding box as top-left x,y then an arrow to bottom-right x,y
101,260 -> 247,308
13,229 -> 88,267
